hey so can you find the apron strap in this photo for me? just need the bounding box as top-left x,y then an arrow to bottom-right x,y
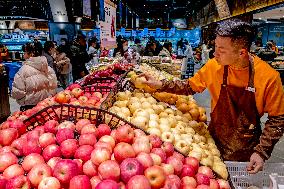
223,65 -> 229,86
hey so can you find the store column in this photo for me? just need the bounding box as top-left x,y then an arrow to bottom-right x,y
48,0 -> 77,43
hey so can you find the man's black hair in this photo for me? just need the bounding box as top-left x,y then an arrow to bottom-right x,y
163,42 -> 172,51
44,41 -> 55,53
22,43 -> 42,57
216,19 -> 256,50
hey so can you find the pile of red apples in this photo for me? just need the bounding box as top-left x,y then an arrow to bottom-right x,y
0,118 -> 230,189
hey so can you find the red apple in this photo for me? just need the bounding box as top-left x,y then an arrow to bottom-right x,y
42,144 -> 61,161
47,157 -> 62,170
198,166 -> 214,179
173,152 -> 185,163
132,136 -> 151,155
161,163 -> 175,175
23,140 -> 42,156
56,128 -> 74,144
133,129 -> 146,139
114,142 -> 135,163
44,120 -> 59,134
60,139 -> 79,158
185,157 -> 199,172
0,128 -> 18,146
0,175 -> 7,189
38,177 -> 61,189
90,176 -> 101,189
76,119 -> 91,133
150,153 -> 162,166
26,130 -> 41,141
57,121 -> 75,131
91,147 -> 111,166
149,134 -> 162,148
210,179 -> 220,189
126,175 -> 151,189
95,179 -> 119,189
69,175 -> 92,189
151,148 -> 167,163
136,152 -> 154,169
74,145 -> 94,162
54,91 -> 70,104
161,142 -> 174,157
71,88 -> 84,98
0,152 -> 18,172
67,83 -> 81,90
120,158 -> 144,183
196,173 -> 210,186
196,185 -> 211,189
217,179 -> 230,189
94,141 -> 113,153
181,176 -> 197,188
98,160 -> 120,181
3,164 -> 24,179
95,124 -> 111,139
22,153 -> 45,172
0,146 -> 14,154
6,175 -> 31,189
99,135 -> 116,149
28,163 -> 52,187
181,164 -> 196,177
163,174 -> 181,189
73,159 -> 84,174
166,156 -> 183,175
11,137 -> 27,156
81,124 -> 97,134
10,120 -> 26,135
79,133 -> 97,146
144,165 -> 166,189
115,125 -> 134,143
39,133 -> 56,148
78,96 -> 88,103
34,126 -> 45,135
53,159 -> 79,184
83,160 -> 97,177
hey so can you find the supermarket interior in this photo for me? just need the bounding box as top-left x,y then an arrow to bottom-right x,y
0,0 -> 284,188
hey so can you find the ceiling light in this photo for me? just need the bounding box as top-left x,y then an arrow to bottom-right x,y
165,5 -> 167,7
144,4 -> 146,7
147,11 -> 149,13
158,18 -> 160,20
259,18 -> 262,20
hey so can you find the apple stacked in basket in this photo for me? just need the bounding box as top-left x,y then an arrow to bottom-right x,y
0,118 -> 230,189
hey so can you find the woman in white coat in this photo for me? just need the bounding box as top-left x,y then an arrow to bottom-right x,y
12,43 -> 57,111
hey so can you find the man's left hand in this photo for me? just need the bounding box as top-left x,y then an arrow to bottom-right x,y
247,152 -> 264,174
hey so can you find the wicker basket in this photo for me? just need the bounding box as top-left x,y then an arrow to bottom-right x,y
225,161 -> 284,189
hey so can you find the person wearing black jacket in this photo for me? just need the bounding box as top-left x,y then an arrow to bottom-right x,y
70,35 -> 91,81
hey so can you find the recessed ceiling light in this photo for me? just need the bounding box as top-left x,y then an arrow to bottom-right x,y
144,4 -> 146,7
147,11 -> 149,13
165,5 -> 167,7
259,18 -> 262,20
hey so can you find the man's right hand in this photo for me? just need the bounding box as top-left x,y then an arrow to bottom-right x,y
137,73 -> 163,90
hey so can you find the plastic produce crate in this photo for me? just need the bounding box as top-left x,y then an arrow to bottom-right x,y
225,161 -> 284,189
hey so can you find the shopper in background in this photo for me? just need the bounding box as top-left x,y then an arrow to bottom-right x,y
70,34 -> 90,81
149,36 -> 162,55
57,38 -> 71,58
88,38 -> 98,57
159,42 -> 173,57
143,41 -> 157,56
257,41 -> 277,61
201,41 -> 211,65
54,49 -> 72,89
138,19 -> 284,174
270,40 -> 279,54
132,38 -> 144,55
33,38 -> 43,56
113,38 -> 128,58
43,41 -> 56,69
12,43 -> 57,111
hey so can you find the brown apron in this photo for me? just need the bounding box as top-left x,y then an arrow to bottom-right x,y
208,58 -> 262,161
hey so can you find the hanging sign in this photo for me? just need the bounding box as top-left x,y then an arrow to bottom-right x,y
100,0 -> 117,49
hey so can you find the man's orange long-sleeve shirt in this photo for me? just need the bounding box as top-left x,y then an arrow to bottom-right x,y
188,56 -> 284,117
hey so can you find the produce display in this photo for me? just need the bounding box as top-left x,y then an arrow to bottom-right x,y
108,90 -> 228,180
81,63 -> 133,86
0,118 -> 230,189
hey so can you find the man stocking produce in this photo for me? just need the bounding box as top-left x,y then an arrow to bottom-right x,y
138,19 -> 284,174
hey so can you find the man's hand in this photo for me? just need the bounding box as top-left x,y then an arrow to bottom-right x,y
247,152 -> 264,174
137,73 -> 163,90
